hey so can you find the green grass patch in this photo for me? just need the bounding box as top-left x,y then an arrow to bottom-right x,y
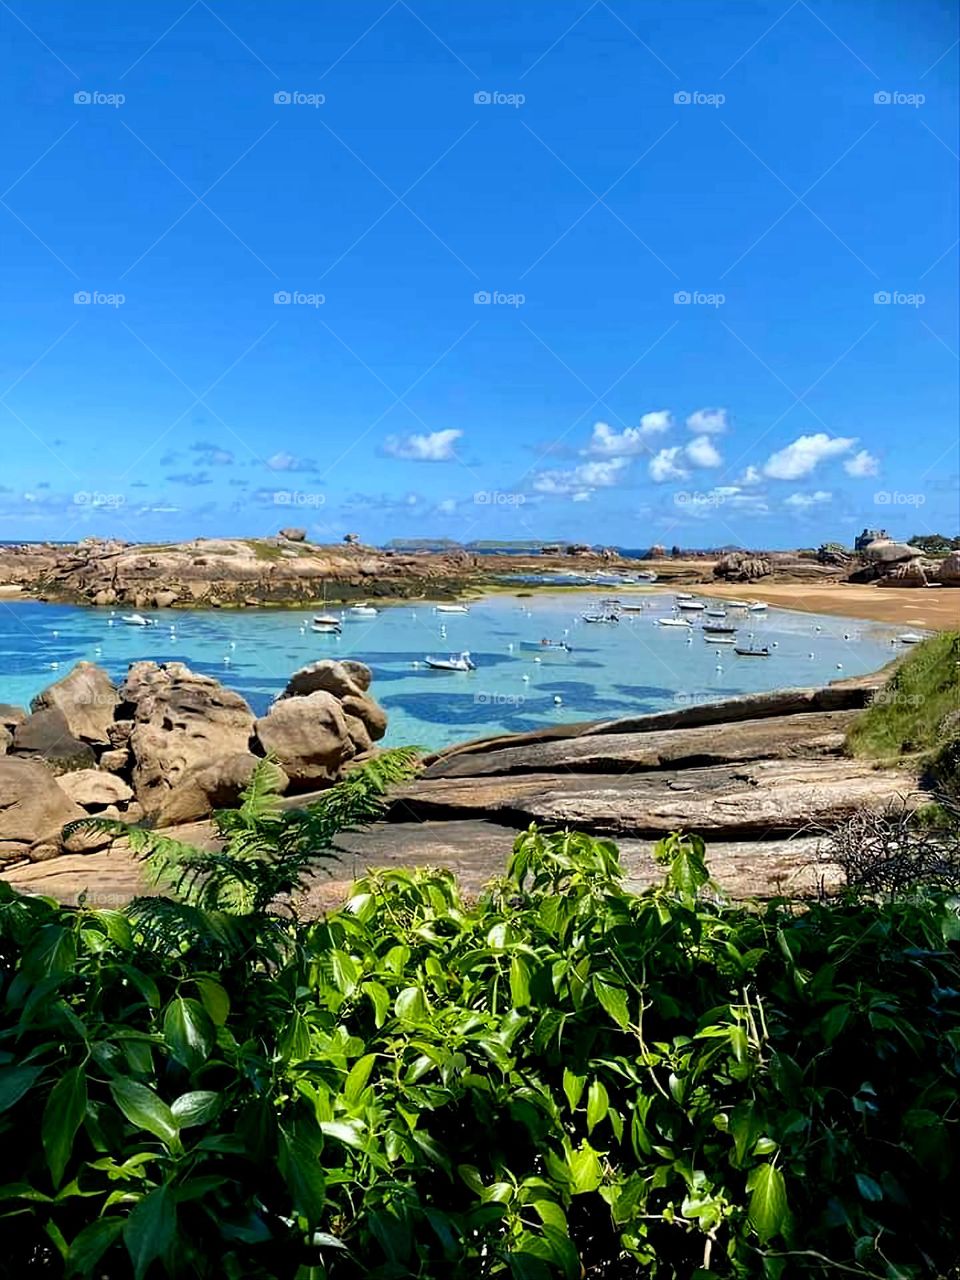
847,630 -> 960,770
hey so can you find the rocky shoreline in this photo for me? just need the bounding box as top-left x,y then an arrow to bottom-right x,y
2,655 -> 922,908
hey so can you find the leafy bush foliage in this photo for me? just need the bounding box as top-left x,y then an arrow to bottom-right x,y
1,779 -> 960,1276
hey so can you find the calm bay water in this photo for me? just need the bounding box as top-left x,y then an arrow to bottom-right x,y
0,593 -> 906,750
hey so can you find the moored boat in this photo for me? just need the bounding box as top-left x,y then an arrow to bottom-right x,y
520,639 -> 571,652
581,612 -> 619,624
897,632 -> 924,644
121,613 -> 151,627
734,645 -> 770,656
677,600 -> 706,611
703,624 -> 737,635
349,605 -> 379,616
657,617 -> 693,628
424,650 -> 476,671
435,604 -> 469,614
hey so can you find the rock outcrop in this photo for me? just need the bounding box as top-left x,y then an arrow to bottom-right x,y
714,553 -> 772,582
12,707 -> 96,773
30,661 -> 118,745
0,757 -> 110,863
940,551 -> 960,587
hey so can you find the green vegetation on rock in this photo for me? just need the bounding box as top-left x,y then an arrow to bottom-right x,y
1,756 -> 959,1277
846,631 -> 959,786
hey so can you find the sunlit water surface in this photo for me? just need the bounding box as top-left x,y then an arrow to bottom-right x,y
0,593 -> 907,750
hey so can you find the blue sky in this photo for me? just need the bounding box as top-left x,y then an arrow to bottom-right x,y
1,0 -> 957,548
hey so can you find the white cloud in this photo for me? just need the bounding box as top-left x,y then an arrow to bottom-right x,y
640,410 -> 673,435
686,407 -> 728,434
784,490 -> 832,509
739,464 -> 762,486
383,429 -> 462,462
763,433 -> 856,480
533,456 -> 630,495
649,447 -> 689,483
572,490 -> 591,502
686,435 -> 722,468
584,412 -> 672,458
844,449 -> 879,477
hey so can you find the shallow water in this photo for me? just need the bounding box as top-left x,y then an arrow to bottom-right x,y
0,593 -> 906,750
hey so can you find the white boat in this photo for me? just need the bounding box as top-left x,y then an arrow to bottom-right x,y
897,632 -> 924,644
727,599 -> 751,609
705,635 -> 736,644
311,620 -> 342,634
424,650 -> 475,671
121,613 -> 151,627
435,604 -> 469,614
658,617 -> 693,628
349,605 -> 379,616
637,570 -> 658,582
749,601 -> 768,612
677,601 -> 706,611
705,608 -> 727,618
619,603 -> 646,612
675,593 -> 694,600
520,639 -> 571,652
313,614 -> 341,626
581,612 -> 620,624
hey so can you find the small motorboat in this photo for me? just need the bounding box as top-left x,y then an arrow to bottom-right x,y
748,601 -> 768,612
311,618 -> 342,634
600,597 -> 622,606
618,603 -> 646,612
705,608 -> 727,618
435,603 -> 469,614
424,650 -> 476,671
677,600 -> 706,611
349,605 -> 379,617
636,570 -> 658,582
658,617 -> 693,628
706,635 -> 736,644
581,612 -> 620,624
897,632 -> 924,644
727,599 -> 751,608
703,624 -> 737,635
734,645 -> 770,657
520,639 -> 572,652
675,592 -> 694,600
313,613 -> 341,626
121,613 -> 151,627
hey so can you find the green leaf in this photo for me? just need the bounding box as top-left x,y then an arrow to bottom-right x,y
0,1064 -> 42,1114
394,986 -> 428,1023
331,950 -> 361,996
66,1217 -> 124,1277
747,1163 -> 789,1243
593,977 -> 630,1030
510,955 -> 531,1008
170,1091 -> 220,1128
344,1053 -> 377,1105
110,1080 -> 180,1150
279,1131 -> 326,1224
162,997 -> 214,1073
43,1066 -> 87,1187
586,1080 -> 609,1134
362,981 -> 390,1027
562,1068 -> 585,1112
855,1172 -> 884,1202
123,1185 -> 176,1280
568,1142 -> 603,1194
194,978 -> 230,1026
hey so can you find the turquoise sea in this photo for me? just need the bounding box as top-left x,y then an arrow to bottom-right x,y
0,593 -> 909,750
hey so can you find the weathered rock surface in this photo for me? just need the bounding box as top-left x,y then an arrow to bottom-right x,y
940,551 -> 960,587
57,769 -> 134,810
0,757 -> 107,856
120,662 -> 257,819
280,659 -> 372,702
255,691 -> 355,788
12,707 -> 96,773
0,726 -> 10,755
0,704 -> 26,732
157,752 -> 288,826
30,661 -> 118,745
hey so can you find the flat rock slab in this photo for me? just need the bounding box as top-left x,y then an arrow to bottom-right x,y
392,759 -> 919,838
422,710 -> 857,779
2,820 -> 835,910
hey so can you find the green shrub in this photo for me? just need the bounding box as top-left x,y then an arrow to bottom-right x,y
1,784 -> 959,1277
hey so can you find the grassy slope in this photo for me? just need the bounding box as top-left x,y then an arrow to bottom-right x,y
847,631 -> 960,768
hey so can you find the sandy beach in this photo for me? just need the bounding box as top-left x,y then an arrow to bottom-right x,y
695,581 -> 960,631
